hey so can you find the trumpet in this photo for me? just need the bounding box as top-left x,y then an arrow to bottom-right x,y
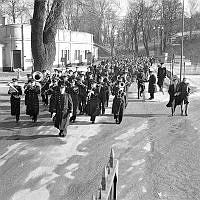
8,82 -> 19,93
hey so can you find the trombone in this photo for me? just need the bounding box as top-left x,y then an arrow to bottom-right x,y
8,82 -> 19,93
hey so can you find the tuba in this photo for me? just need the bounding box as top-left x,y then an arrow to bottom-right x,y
32,71 -> 44,82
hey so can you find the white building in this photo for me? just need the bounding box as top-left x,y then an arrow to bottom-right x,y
0,18 -> 98,72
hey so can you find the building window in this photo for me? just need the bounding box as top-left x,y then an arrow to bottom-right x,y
62,50 -> 70,61
75,50 -> 80,60
85,50 -> 89,59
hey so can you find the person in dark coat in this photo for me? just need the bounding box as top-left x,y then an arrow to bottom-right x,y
8,78 -> 22,122
77,77 -> 87,115
148,70 -> 157,100
157,63 -> 166,93
47,77 -> 60,117
24,79 -> 40,122
112,87 -> 125,124
69,79 -> 79,123
98,79 -> 107,115
86,82 -> 100,124
103,77 -> 110,107
51,81 -> 73,137
136,69 -> 146,99
166,76 -> 179,116
177,78 -> 191,116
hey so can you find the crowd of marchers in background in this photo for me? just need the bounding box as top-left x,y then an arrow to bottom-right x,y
7,55 -> 191,137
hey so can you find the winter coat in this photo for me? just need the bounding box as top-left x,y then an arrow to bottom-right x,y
24,85 -> 40,116
8,85 -> 22,116
148,74 -> 157,94
51,92 -> 73,130
86,88 -> 100,117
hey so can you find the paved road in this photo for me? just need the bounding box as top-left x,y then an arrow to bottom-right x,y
0,80 -> 200,200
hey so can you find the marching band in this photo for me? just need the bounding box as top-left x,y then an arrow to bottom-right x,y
7,55 -> 191,136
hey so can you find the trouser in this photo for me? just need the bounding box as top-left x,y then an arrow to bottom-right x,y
99,99 -> 105,114
32,114 -> 37,122
150,93 -> 154,99
41,93 -> 48,105
138,83 -> 145,99
78,95 -> 86,114
16,115 -> 19,122
90,115 -> 96,122
59,114 -> 70,135
105,92 -> 109,107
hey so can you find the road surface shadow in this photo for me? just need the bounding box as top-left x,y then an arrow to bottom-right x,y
97,121 -> 116,125
0,134 -> 59,141
0,105 -> 11,111
124,113 -> 169,118
0,120 -> 53,130
69,121 -> 92,126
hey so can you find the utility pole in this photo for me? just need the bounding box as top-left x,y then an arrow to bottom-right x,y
180,0 -> 184,81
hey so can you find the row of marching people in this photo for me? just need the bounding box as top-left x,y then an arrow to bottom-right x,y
7,62 -> 132,137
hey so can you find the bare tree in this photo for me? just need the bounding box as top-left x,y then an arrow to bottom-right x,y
0,0 -> 33,24
188,0 -> 199,39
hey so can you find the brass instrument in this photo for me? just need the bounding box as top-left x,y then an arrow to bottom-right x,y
32,71 -> 44,82
8,82 -> 19,93
119,81 -> 125,90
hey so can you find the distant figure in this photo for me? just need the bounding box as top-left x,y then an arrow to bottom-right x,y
177,78 -> 191,116
8,78 -> 22,122
157,63 -> 166,93
166,76 -> 179,116
148,70 -> 157,100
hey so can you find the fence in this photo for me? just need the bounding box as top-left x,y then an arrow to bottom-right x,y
91,148 -> 119,200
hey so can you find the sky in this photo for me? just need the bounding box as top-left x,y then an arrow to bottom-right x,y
117,0 -> 200,17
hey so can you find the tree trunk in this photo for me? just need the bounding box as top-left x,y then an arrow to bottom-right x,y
31,0 -> 64,72
143,30 -> 149,57
134,29 -> 138,56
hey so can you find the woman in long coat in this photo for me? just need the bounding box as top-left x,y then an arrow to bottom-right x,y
24,79 -> 40,122
8,78 -> 22,122
148,71 -> 157,100
51,82 -> 73,137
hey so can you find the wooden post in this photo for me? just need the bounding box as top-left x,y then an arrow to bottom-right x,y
110,148 -> 114,168
101,167 -> 107,190
98,186 -> 102,199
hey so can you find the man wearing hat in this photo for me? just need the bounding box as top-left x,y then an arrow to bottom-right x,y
51,80 -> 73,137
148,70 -> 157,100
157,62 -> 166,93
8,78 -> 22,122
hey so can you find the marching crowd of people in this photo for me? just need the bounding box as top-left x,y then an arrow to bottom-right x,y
7,55 -> 191,137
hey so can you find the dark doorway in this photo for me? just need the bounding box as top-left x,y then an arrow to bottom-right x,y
13,50 -> 21,69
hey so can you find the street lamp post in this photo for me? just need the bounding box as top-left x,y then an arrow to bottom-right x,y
180,0 -> 184,81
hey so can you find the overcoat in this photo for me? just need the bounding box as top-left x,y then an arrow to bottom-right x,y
8,85 -> 22,116
87,88 -> 100,117
51,92 -> 73,130
24,85 -> 40,116
148,74 -> 157,94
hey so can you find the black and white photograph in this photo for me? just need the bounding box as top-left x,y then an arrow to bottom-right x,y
0,0 -> 200,199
